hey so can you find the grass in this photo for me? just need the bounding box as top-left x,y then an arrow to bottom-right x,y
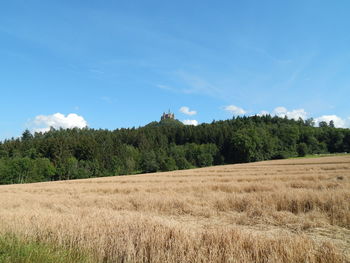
0,234 -> 92,263
291,152 -> 350,159
0,155 -> 349,262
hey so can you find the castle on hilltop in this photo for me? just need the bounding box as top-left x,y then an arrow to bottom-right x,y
161,110 -> 175,121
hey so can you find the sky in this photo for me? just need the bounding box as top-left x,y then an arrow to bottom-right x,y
1,0 -> 350,140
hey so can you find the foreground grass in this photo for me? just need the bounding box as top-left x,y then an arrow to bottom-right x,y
0,234 -> 92,263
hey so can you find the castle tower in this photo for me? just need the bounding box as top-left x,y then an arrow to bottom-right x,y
161,110 -> 175,121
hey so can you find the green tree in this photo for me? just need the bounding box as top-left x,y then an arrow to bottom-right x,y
21,129 -> 33,141
297,143 -> 308,157
32,158 -> 56,182
319,121 -> 328,128
140,151 -> 158,173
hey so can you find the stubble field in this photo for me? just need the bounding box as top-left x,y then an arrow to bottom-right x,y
0,156 -> 349,262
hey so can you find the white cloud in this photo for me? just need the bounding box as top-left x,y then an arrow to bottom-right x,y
179,106 -> 197,116
258,110 -> 270,116
271,107 -> 307,120
257,107 -> 350,128
182,119 -> 199,126
273,106 -> 288,116
315,115 -> 349,128
224,105 -> 246,115
30,113 -> 88,133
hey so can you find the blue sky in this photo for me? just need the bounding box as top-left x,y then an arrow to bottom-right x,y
1,0 -> 350,140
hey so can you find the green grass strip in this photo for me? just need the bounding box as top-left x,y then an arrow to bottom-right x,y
0,234 -> 93,263
289,152 -> 350,159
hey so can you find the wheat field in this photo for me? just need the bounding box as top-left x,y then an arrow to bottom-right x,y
0,156 -> 349,262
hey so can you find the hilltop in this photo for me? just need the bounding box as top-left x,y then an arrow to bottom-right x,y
145,118 -> 185,128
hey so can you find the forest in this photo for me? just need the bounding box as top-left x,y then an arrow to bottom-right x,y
0,115 -> 349,184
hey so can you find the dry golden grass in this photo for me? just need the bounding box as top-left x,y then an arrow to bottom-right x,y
0,156 -> 349,262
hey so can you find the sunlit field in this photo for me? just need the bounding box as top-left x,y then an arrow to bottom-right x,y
0,156 -> 349,262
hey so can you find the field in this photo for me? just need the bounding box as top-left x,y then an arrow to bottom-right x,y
0,156 -> 349,262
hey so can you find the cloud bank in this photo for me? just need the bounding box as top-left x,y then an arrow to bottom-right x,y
259,107 -> 307,120
272,107 -> 308,120
224,105 -> 246,115
314,115 -> 349,128
182,119 -> 199,126
258,107 -> 350,128
179,106 -> 197,116
30,113 -> 88,133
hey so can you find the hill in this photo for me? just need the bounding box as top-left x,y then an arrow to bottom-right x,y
0,115 -> 349,184
145,118 -> 185,127
0,156 -> 349,262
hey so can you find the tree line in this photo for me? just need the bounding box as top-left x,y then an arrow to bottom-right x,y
0,115 -> 349,184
